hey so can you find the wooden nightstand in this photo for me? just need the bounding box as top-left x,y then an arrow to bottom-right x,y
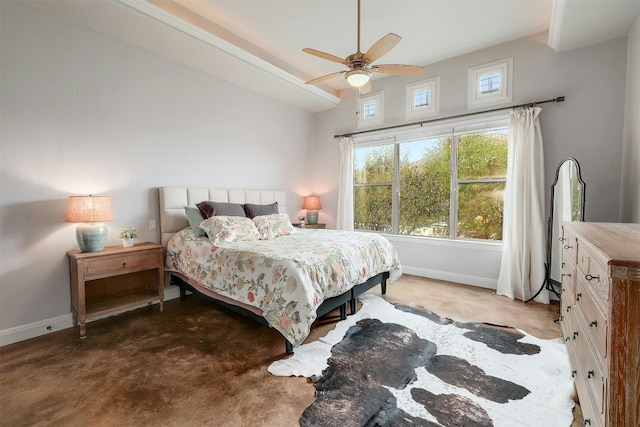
302,223 -> 326,229
67,242 -> 164,338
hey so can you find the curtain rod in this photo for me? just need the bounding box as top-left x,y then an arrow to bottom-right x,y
333,96 -> 565,139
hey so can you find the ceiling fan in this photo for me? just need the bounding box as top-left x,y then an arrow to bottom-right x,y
303,0 -> 423,92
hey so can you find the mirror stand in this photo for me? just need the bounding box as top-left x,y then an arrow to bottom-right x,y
526,157 -> 585,303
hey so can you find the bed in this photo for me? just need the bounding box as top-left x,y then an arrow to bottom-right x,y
159,186 -> 402,354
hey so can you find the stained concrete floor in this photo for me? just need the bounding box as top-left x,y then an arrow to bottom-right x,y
0,275 -> 580,426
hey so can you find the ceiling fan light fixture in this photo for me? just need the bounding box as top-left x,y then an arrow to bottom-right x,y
345,69 -> 371,87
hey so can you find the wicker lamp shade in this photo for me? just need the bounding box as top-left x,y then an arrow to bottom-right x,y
66,195 -> 115,252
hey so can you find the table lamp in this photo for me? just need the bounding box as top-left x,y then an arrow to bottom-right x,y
66,195 -> 115,252
303,196 -> 321,225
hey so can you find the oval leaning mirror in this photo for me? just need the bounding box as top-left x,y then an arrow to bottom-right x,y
528,157 -> 585,302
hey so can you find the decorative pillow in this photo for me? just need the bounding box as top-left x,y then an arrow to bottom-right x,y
244,202 -> 279,219
199,215 -> 260,245
183,206 -> 207,237
252,213 -> 294,240
196,201 -> 247,218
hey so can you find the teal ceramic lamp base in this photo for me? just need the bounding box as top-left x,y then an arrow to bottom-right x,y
306,211 -> 319,225
76,223 -> 108,252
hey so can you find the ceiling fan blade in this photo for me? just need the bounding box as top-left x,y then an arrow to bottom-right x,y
305,71 -> 346,85
374,64 -> 424,75
302,48 -> 346,65
359,81 -> 371,95
363,33 -> 401,62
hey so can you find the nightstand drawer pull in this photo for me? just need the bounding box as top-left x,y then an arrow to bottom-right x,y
576,292 -> 582,301
564,244 -> 573,250
589,320 -> 598,328
583,419 -> 590,426
122,262 -> 127,268
585,274 -> 600,281
573,331 -> 579,340
587,370 -> 595,379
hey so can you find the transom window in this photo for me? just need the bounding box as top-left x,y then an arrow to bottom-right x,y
406,77 -> 440,120
468,58 -> 513,108
353,115 -> 509,241
358,91 -> 384,128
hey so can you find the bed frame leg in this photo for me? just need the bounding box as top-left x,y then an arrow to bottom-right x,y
381,278 -> 387,295
340,304 -> 347,320
285,340 -> 293,355
349,299 -> 357,315
179,284 -> 187,301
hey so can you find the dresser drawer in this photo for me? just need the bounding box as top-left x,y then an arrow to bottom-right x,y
573,317 -> 606,427
562,227 -> 578,267
575,278 -> 608,361
577,240 -> 610,302
561,257 -> 576,302
81,250 -> 160,279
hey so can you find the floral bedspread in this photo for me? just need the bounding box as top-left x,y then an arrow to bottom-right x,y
165,228 -> 402,346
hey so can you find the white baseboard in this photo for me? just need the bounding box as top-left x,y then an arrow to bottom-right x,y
401,266 -> 497,290
0,286 -> 181,347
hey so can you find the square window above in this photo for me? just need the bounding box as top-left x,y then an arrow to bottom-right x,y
406,77 -> 440,120
468,58 -> 513,109
358,91 -> 384,128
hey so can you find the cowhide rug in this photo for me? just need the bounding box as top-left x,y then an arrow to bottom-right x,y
269,294 -> 574,427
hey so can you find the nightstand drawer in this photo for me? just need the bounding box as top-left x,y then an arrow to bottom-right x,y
81,251 -> 160,278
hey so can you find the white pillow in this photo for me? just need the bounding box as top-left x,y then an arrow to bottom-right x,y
199,215 -> 260,245
252,213 -> 294,240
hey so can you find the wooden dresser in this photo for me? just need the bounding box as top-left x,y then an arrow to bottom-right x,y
559,223 -> 639,427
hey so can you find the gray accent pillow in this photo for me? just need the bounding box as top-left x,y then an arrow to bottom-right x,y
244,202 -> 279,219
183,206 -> 207,237
196,201 -> 247,218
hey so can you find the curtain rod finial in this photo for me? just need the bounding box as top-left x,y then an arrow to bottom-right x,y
556,96 -> 565,102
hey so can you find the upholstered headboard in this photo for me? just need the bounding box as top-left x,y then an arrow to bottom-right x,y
159,187 -> 287,246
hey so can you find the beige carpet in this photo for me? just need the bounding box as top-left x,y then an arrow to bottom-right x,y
0,275 -> 579,426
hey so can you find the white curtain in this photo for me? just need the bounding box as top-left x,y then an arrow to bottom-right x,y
497,107 -> 548,303
337,136 -> 354,231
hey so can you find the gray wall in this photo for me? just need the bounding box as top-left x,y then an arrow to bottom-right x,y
313,31 -> 630,284
0,2 -> 314,337
622,18 -> 640,222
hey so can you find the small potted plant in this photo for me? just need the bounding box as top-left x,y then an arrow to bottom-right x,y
119,227 -> 138,247
297,215 -> 306,227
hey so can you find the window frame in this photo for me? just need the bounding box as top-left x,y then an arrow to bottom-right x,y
406,76 -> 440,120
353,113 -> 509,241
468,57 -> 513,109
357,91 -> 384,128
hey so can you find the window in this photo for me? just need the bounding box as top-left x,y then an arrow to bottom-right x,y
406,77 -> 440,120
357,91 -> 384,128
353,116 -> 508,241
468,58 -> 513,108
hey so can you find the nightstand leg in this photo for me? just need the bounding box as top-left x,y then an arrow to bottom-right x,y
79,320 -> 87,339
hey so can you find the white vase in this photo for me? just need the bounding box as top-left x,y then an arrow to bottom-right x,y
122,238 -> 134,248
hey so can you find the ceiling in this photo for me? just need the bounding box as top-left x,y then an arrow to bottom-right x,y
30,0 -> 640,113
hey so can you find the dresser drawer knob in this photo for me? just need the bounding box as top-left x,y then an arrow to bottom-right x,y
589,320 -> 598,328
122,262 -> 127,268
576,293 -> 582,301
585,274 -> 600,281
587,370 -> 594,379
